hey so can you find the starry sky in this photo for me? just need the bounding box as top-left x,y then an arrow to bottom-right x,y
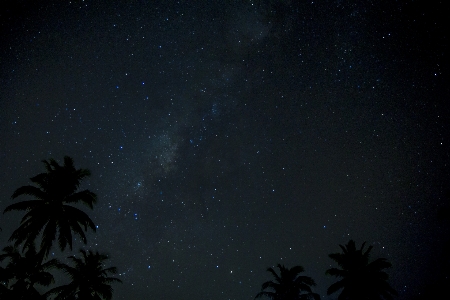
0,0 -> 448,299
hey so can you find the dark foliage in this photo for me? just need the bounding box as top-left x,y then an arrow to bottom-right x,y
255,264 -> 320,300
0,244 -> 58,299
326,240 -> 397,300
4,156 -> 97,258
45,249 -> 122,300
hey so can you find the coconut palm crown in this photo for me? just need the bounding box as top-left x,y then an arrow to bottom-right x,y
4,156 -> 97,258
0,244 -> 58,299
326,240 -> 397,300
45,249 -> 122,300
256,264 -> 320,300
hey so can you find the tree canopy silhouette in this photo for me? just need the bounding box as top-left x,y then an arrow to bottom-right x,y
0,244 -> 58,299
45,249 -> 122,300
255,264 -> 320,300
326,240 -> 397,300
3,156 -> 97,258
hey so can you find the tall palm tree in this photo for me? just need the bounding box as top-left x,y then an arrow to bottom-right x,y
45,249 -> 122,300
0,244 -> 58,299
255,264 -> 320,300
326,240 -> 397,300
4,156 -> 97,258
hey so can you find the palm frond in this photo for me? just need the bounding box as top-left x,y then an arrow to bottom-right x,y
289,265 -> 305,275
0,245 -> 19,263
57,221 -> 73,251
362,244 -> 373,260
57,263 -> 78,280
18,205 -> 46,224
44,283 -> 77,300
255,291 -> 276,299
9,217 -> 48,251
295,275 -> 316,286
31,271 -> 55,286
95,283 -> 114,300
328,253 -> 343,265
11,185 -> 46,200
68,219 -> 88,245
266,266 -> 281,284
327,279 -> 345,295
42,159 -> 53,172
261,280 -> 277,292
75,168 -> 91,183
339,244 -> 347,254
39,219 -> 57,258
102,266 -> 118,275
102,277 -> 123,284
29,173 -> 49,190
67,254 -> 84,271
65,190 -> 97,208
63,206 -> 96,232
367,257 -> 392,271
295,283 -> 313,293
4,199 -> 41,213
63,156 -> 75,169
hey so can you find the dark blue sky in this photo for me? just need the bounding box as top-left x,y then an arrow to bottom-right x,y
0,1 -> 448,299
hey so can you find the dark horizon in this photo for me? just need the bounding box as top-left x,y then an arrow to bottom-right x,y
1,0 -> 448,299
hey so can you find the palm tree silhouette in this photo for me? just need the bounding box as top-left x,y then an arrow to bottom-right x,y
45,249 -> 122,300
3,156 -> 97,258
255,264 -> 320,300
326,240 -> 397,300
0,244 -> 58,299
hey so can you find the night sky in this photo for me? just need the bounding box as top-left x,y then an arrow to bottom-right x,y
0,1 -> 448,299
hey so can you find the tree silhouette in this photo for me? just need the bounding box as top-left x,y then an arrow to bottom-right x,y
0,244 -> 58,299
45,249 -> 122,300
255,264 -> 320,300
3,156 -> 97,258
326,240 -> 397,300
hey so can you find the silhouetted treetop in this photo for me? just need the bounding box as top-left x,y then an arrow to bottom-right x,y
256,264 -> 320,300
326,240 -> 397,300
4,156 -> 97,258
